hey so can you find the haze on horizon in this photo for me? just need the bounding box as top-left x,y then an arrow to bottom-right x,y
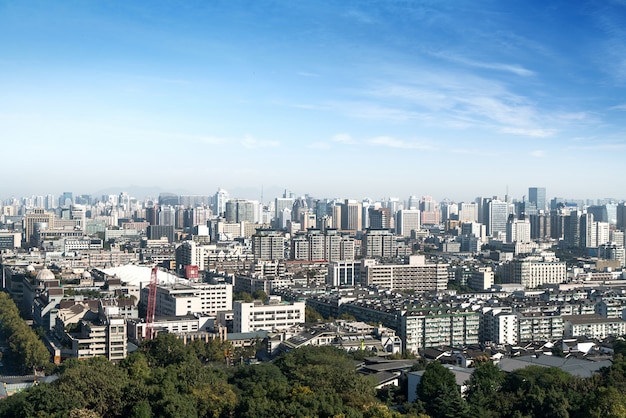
1,1 -> 625,202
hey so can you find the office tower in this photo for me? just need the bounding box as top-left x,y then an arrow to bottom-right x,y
45,194 -> 56,210
274,196 -> 294,222
440,201 -> 458,223
564,210 -> 582,248
408,195 -> 419,210
587,205 -> 609,223
292,197 -> 309,224
225,199 -> 256,223
59,192 -> 73,208
529,213 -> 551,240
369,207 -> 392,229
158,205 -> 176,226
341,200 -> 362,233
458,202 -> 478,223
396,209 -> 421,237
617,203 -> 626,231
487,199 -> 509,238
213,188 -> 229,218
506,217 -> 531,243
419,195 -> 440,225
145,203 -> 159,226
528,187 -> 546,212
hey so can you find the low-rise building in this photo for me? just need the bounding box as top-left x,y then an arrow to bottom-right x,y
233,296 -> 305,333
562,314 -> 626,339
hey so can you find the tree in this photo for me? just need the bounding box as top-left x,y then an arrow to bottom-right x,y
466,361 -> 505,417
416,361 -> 470,418
142,333 -> 193,368
305,305 -> 323,323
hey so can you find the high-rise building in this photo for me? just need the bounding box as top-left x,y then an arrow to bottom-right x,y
506,217 -> 531,243
528,187 -> 546,212
225,199 -> 256,223
252,229 -> 285,260
396,209 -> 421,237
59,192 -> 73,208
369,207 -> 392,230
419,196 -> 440,225
158,205 -> 176,226
362,229 -> 395,258
487,199 -> 508,238
458,202 -> 478,223
617,203 -> 626,231
341,200 -> 362,233
213,188 -> 229,218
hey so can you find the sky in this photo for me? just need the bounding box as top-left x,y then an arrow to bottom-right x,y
1,0 -> 626,203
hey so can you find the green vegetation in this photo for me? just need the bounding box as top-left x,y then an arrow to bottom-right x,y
0,292 -> 50,374
0,337 -> 401,418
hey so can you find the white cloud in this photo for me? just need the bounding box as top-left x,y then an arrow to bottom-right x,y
430,51 -> 535,77
241,136 -> 279,149
368,136 -> 434,150
332,133 -> 357,144
499,127 -> 555,138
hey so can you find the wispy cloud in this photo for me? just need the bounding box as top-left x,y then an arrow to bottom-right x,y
368,136 -> 435,150
499,127 -> 555,138
430,51 -> 535,77
332,133 -> 357,144
297,71 -> 320,77
354,68 -> 561,137
241,136 -> 279,149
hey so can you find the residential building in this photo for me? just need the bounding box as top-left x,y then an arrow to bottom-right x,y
361,255 -> 448,292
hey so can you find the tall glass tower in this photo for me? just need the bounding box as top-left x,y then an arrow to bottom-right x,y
528,187 -> 546,212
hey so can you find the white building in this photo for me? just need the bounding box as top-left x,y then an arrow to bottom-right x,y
395,209 -> 421,237
562,314 -> 626,339
233,296 -> 305,333
140,283 -> 232,317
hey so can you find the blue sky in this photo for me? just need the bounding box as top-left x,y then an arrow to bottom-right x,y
1,0 -> 625,203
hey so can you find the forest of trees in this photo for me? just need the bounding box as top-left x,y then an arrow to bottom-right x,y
2,332 -> 626,417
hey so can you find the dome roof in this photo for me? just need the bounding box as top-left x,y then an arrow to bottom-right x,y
36,267 -> 55,282
26,265 -> 36,272
82,271 -> 92,279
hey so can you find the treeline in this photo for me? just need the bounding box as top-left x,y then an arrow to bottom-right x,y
406,350 -> 626,418
0,335 -> 396,418
3,321 -> 626,417
0,292 -> 49,373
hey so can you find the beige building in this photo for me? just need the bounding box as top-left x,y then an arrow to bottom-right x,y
361,255 -> 448,292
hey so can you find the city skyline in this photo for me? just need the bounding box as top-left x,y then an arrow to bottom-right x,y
2,1 -> 626,200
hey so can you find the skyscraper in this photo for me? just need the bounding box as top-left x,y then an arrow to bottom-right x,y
528,187 -> 546,212
341,200 -> 362,233
487,199 -> 509,238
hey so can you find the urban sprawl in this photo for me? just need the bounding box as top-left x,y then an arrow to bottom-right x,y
1,187 -> 626,389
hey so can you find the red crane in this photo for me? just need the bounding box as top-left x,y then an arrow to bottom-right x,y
146,267 -> 158,340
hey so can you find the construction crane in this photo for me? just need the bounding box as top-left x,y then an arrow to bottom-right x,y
146,267 -> 158,340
